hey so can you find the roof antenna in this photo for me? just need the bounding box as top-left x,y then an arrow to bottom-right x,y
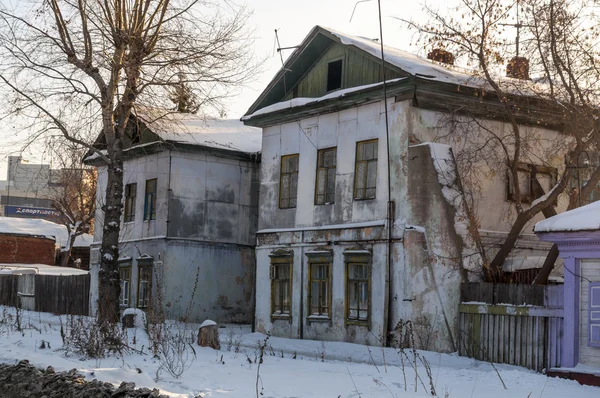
274,29 -> 299,94
350,0 -> 372,23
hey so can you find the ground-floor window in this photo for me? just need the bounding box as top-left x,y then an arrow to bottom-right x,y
137,264 -> 153,309
119,264 -> 131,307
306,250 -> 332,318
344,250 -> 371,325
269,249 -> 293,318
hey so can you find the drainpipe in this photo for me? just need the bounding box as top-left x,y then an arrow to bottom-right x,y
166,151 -> 172,237
299,231 -> 305,339
377,0 -> 394,346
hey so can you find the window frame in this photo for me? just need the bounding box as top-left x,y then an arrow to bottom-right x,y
353,139 -> 379,201
506,163 -> 557,203
344,250 -> 372,327
306,250 -> 333,322
315,147 -> 337,205
269,249 -> 293,321
326,58 -> 344,92
143,178 -> 157,221
119,262 -> 131,307
137,261 -> 153,309
279,154 -> 299,209
123,183 -> 137,223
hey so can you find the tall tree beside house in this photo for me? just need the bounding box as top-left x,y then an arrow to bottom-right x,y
403,0 -> 600,283
0,1 -> 258,324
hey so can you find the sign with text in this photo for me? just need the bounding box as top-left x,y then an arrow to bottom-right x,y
4,205 -> 63,221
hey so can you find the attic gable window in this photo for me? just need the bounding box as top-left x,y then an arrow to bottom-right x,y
327,59 -> 343,92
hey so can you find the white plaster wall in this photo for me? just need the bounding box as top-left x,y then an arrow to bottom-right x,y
580,259 -> 600,367
258,99 -> 392,231
409,107 -> 569,233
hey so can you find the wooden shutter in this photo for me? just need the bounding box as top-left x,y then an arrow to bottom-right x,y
590,282 -> 600,347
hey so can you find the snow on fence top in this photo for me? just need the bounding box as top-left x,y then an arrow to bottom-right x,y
0,263 -> 88,275
0,217 -> 92,248
135,109 -> 262,154
534,200 -> 600,233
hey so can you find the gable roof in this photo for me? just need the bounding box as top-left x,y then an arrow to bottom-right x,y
244,25 -> 546,121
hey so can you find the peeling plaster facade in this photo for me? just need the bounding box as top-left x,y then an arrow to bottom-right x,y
90,147 -> 259,323
251,97 -> 565,352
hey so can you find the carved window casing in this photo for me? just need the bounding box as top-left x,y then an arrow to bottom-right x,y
344,250 -> 372,327
306,250 -> 333,320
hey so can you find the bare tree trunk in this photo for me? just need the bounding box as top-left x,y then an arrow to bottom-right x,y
59,233 -> 77,268
534,244 -> 559,285
97,160 -> 124,324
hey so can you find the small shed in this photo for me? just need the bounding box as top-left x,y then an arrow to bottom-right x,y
535,201 -> 600,369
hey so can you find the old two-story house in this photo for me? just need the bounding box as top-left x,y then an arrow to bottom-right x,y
242,26 -> 567,351
85,111 -> 261,323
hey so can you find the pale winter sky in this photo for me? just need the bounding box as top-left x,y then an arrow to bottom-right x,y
0,0 -> 440,178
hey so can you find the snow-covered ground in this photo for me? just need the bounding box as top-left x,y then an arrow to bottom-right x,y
0,306 -> 597,397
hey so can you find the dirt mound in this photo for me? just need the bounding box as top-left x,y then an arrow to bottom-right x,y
0,360 -> 168,398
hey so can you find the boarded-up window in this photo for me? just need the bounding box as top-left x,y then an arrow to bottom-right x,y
270,253 -> 293,317
137,264 -> 152,309
315,148 -> 337,205
119,265 -> 131,307
144,179 -> 157,220
124,183 -> 137,222
589,282 -> 600,347
354,140 -> 378,200
280,155 -> 299,209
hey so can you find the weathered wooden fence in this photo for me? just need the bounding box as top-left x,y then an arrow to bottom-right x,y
0,274 -> 89,316
458,283 -> 564,372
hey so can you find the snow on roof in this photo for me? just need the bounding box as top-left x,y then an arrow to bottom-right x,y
534,200 -> 600,233
0,217 -> 92,248
0,263 -> 88,275
325,26 -> 538,92
135,109 -> 262,154
243,79 -> 406,120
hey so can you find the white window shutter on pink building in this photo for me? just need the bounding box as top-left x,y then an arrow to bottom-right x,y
590,282 -> 600,347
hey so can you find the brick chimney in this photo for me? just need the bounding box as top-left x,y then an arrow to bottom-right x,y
506,56 -> 530,80
427,49 -> 455,65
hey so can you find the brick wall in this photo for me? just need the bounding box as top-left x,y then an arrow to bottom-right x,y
0,234 -> 56,265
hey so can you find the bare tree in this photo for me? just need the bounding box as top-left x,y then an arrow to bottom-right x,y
46,142 -> 96,268
402,0 -> 600,283
0,0 -> 259,323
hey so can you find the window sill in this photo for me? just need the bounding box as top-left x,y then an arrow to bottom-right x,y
143,219 -> 156,223
315,202 -> 335,206
345,319 -> 370,328
307,315 -> 331,325
123,221 -> 135,225
353,197 -> 376,202
271,314 -> 291,322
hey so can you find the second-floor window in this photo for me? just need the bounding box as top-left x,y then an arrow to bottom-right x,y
124,183 -> 136,222
315,147 -> 337,205
280,154 -> 299,209
144,179 -> 157,220
506,163 -> 556,203
354,139 -> 378,200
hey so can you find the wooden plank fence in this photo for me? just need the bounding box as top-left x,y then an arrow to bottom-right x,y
458,283 -> 564,372
0,274 -> 89,316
